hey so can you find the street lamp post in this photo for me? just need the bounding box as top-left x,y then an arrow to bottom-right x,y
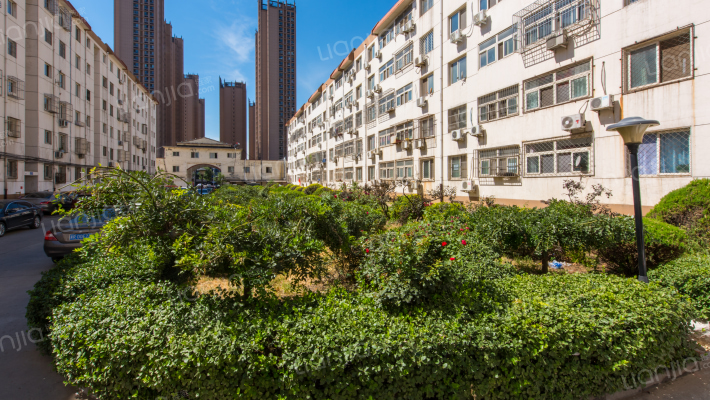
607,117 -> 660,283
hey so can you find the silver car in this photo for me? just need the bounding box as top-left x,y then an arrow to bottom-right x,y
43,210 -> 115,262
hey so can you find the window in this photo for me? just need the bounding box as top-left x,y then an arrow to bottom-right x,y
75,26 -> 81,42
356,167 -> 363,181
451,57 -> 467,84
379,127 -> 394,147
379,26 -> 395,49
396,121 -> 414,140
450,7 -> 467,34
479,146 -> 520,177
44,164 -> 53,180
191,152 -> 199,159
379,59 -> 394,82
449,155 -> 468,179
368,166 -> 375,180
420,30 -> 434,56
228,166 -> 234,174
367,105 -> 377,123
172,152 -> 180,156
396,83 -> 413,106
75,83 -> 81,97
44,130 -> 53,144
479,0 -> 499,11
367,135 -> 376,151
379,162 -> 395,179
478,85 -> 519,122
421,159 -> 435,180
448,105 -> 467,132
422,74 -> 435,96
625,29 -> 692,92
421,0 -> 434,14
395,43 -> 414,72
265,167 -> 273,174
420,116 -> 436,138
378,92 -> 395,114
396,160 -> 414,178
44,63 -> 52,77
59,41 -> 66,58
7,39 -> 17,57
7,76 -> 24,99
524,60 -> 591,111
45,29 -> 53,44
524,136 -> 593,176
172,166 -> 180,173
209,153 -> 218,159
479,26 -> 518,68
75,55 -> 81,69
7,1 -> 17,17
368,75 -> 375,91
6,117 -> 21,138
58,73 -> 65,88
110,82 -> 114,96
6,160 -> 18,179
344,167 -> 354,181
635,129 -> 691,175
244,167 -> 251,173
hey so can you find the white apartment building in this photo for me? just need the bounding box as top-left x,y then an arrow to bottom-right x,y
0,0 -> 157,199
287,0 -> 709,212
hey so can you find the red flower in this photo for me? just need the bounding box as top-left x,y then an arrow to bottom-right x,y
450,257 -> 456,261
366,212 -> 369,214
461,240 -> 467,245
442,242 -> 447,247
366,248 -> 370,254
334,194 -> 338,198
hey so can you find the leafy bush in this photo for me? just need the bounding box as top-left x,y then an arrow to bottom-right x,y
647,179 -> 710,244
598,218 -> 688,277
649,254 -> 710,319
46,275 -> 696,400
312,186 -> 333,196
389,194 -> 425,223
304,183 -> 323,195
423,202 -> 466,222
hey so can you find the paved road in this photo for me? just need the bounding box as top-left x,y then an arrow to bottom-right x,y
0,215 -> 77,400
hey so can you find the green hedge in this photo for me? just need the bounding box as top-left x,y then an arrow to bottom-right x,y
46,275 -> 695,400
304,183 -> 323,195
647,179 -> 710,244
649,254 -> 710,319
423,202 -> 467,222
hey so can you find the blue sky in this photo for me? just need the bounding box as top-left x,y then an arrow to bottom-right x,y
70,0 -> 397,140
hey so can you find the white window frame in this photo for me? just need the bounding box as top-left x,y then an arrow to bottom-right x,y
478,84 -> 519,123
450,7 -> 467,34
479,25 -> 518,68
524,59 -> 591,112
395,43 -> 414,72
379,162 -> 395,180
396,83 -> 413,106
421,159 -> 435,180
448,105 -> 467,132
623,28 -> 694,93
379,59 -> 394,82
396,159 -> 414,179
632,129 -> 692,176
449,155 -> 468,180
524,136 -> 594,177
478,146 -> 521,177
450,57 -> 467,84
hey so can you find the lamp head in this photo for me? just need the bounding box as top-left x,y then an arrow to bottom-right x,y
607,117 -> 660,145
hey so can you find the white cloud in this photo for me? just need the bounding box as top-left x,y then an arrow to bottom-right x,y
213,18 -> 254,64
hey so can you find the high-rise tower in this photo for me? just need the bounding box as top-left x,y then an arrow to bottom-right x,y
219,79 -> 248,158
114,0 -> 163,92
255,0 -> 296,160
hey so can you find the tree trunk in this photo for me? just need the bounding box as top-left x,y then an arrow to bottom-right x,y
541,251 -> 549,274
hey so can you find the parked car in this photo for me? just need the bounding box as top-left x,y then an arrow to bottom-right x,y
0,200 -> 42,237
21,192 -> 74,214
197,187 -> 214,195
44,209 -> 116,262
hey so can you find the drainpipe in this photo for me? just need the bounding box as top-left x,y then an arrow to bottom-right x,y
2,5 -> 8,198
439,0 -> 445,202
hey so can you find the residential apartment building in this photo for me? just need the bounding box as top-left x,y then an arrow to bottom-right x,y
114,0 -> 162,92
1,0 -> 157,199
248,99 -> 255,159
180,73 -> 204,142
254,0 -> 296,160
287,0 -> 709,211
219,79 -> 247,157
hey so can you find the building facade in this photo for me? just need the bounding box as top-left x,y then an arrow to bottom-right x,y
248,99 -> 255,159
254,0 -> 296,160
114,0 -> 162,93
158,138 -> 286,185
287,0 -> 709,211
219,79 -> 247,157
1,0 -> 158,199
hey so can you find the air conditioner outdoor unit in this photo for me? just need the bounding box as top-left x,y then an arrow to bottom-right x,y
416,97 -> 427,108
54,151 -> 64,159
404,20 -> 415,33
364,61 -> 371,71
348,73 -> 354,83
415,139 -> 426,149
462,180 -> 477,192
118,99 -> 124,105
473,10 -> 489,26
386,105 -> 395,113
374,50 -> 382,59
415,56 -> 428,67
546,32 -> 568,51
318,121 -> 324,127
561,114 -> 586,131
366,90 -> 375,98
451,130 -> 466,141
374,84 -> 382,93
591,95 -> 614,111
369,150 -> 376,159
471,125 -> 485,137
450,30 -> 464,44
345,100 -> 352,108
401,141 -> 411,150
318,143 -> 322,149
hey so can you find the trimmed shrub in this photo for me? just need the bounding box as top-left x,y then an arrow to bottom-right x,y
649,254 -> 710,319
598,218 -> 688,277
313,186 -> 333,196
647,179 -> 710,244
423,201 -> 466,222
304,183 -> 323,195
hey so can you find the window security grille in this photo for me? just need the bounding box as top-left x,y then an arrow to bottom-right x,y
478,146 -> 521,177
524,60 -> 591,111
44,95 -> 60,113
624,29 -> 692,93
524,135 -> 594,176
627,129 -> 691,176
7,76 -> 24,100
59,7 -> 72,31
6,118 -> 21,138
59,102 -> 74,122
448,105 -> 467,132
478,85 -> 519,122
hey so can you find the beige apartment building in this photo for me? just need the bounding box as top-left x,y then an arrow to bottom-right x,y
287,0 -> 709,211
1,0 -> 157,198
158,137 -> 286,185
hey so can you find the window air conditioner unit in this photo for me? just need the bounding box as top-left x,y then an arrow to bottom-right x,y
561,114 -> 586,131
401,140 -> 411,150
374,50 -> 382,59
591,94 -> 614,111
415,56 -> 428,67
451,130 -> 466,141
366,90 -> 375,98
450,30 -> 464,44
404,20 -> 415,33
546,32 -> 568,51
415,139 -> 426,149
416,97 -> 427,108
473,10 -> 489,26
374,84 -> 382,93
471,125 -> 484,137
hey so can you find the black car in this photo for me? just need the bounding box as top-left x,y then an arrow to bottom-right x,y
20,192 -> 74,215
0,200 -> 43,237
